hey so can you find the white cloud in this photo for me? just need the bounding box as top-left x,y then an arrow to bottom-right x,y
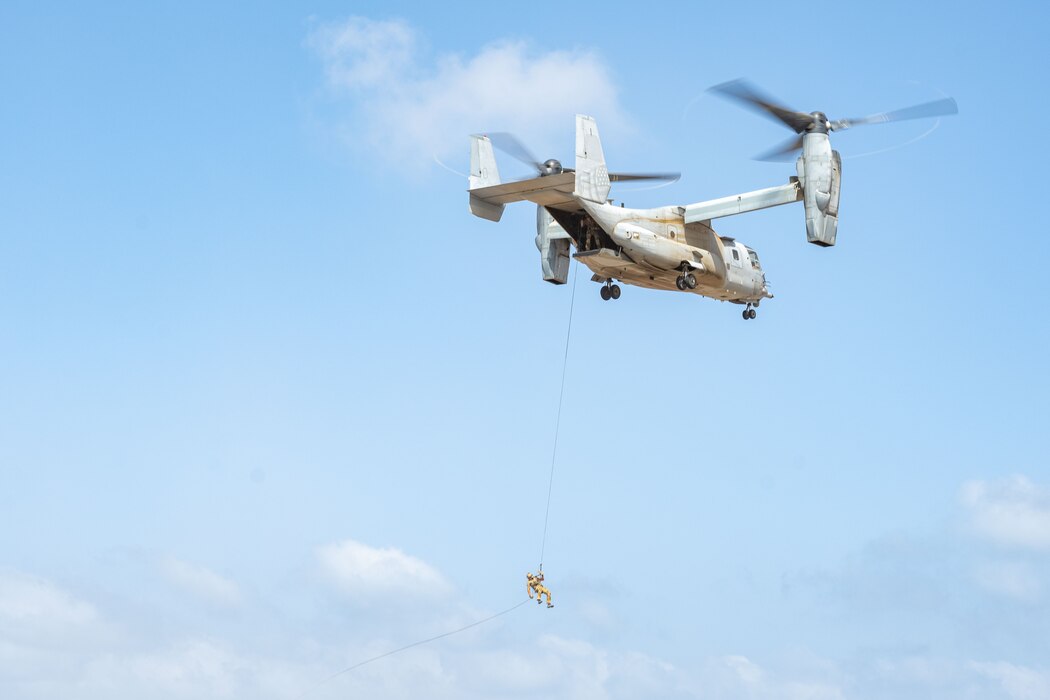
309,17 -> 416,89
722,654 -> 766,686
973,560 -> 1042,602
872,656 -> 961,688
95,640 -> 244,696
5,555 -> 1047,700
0,570 -> 99,628
865,657 -> 1050,700
317,538 -> 452,598
307,16 -> 627,166
455,634 -> 685,699
961,475 -> 1050,551
76,639 -> 328,700
160,557 -> 242,607
67,633 -> 681,700
971,661 -> 1050,700
6,583 -> 1043,700
0,570 -> 114,686
697,654 -> 845,700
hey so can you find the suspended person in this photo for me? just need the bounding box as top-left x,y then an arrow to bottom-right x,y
527,571 -> 553,608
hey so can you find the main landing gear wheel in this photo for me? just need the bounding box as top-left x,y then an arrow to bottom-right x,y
675,260 -> 699,291
676,272 -> 698,290
610,284 -> 621,300
600,285 -> 611,300
600,281 -> 621,301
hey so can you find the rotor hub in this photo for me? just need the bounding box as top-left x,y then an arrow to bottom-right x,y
808,112 -> 830,134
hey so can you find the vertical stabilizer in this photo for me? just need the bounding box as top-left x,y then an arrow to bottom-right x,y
573,115 -> 611,203
469,135 -> 501,189
469,134 -> 504,221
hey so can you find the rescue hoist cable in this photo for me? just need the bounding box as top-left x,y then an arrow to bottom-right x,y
298,599 -> 529,698
538,260 -> 579,571
300,260 -> 578,698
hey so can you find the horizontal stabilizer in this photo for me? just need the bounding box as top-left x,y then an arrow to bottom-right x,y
468,172 -> 581,212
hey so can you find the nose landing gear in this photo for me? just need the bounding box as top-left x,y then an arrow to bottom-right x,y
600,280 -> 621,301
742,303 -> 757,320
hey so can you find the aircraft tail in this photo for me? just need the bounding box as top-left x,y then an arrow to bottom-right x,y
470,134 -> 500,189
573,115 -> 611,203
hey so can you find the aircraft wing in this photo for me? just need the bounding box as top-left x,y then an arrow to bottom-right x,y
468,173 -> 581,215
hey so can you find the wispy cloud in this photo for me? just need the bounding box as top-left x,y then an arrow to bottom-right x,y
971,661 -> 1050,700
973,560 -> 1042,602
317,538 -> 452,598
309,17 -> 416,90
160,557 -> 242,607
2,563 -> 1047,700
695,654 -> 845,700
306,16 -> 627,167
961,475 -> 1050,551
0,569 -> 114,657
0,570 -> 99,628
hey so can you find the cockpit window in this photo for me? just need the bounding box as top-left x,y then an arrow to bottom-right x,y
748,250 -> 761,269
732,249 -> 740,261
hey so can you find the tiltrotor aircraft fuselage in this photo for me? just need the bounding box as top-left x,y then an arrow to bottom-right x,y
466,81 -> 956,319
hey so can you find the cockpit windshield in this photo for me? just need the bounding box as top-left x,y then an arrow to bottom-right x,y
747,249 -> 761,269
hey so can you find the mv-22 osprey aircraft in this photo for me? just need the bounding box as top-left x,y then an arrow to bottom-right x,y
467,81 -> 957,319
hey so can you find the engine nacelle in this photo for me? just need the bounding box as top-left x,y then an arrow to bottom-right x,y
535,206 -> 571,284
797,133 -> 842,247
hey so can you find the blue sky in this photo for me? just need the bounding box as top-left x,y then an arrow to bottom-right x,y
1,1 -> 1048,698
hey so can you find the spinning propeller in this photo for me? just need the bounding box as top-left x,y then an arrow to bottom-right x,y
487,132 -> 680,183
709,79 -> 959,161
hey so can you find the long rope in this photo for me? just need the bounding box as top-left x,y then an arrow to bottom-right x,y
539,261 -> 579,569
299,599 -> 529,698
299,263 -> 578,698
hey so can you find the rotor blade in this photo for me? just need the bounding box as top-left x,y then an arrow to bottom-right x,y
486,132 -> 543,173
709,79 -> 815,134
830,97 -> 958,131
608,172 -> 681,183
753,135 -> 804,162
